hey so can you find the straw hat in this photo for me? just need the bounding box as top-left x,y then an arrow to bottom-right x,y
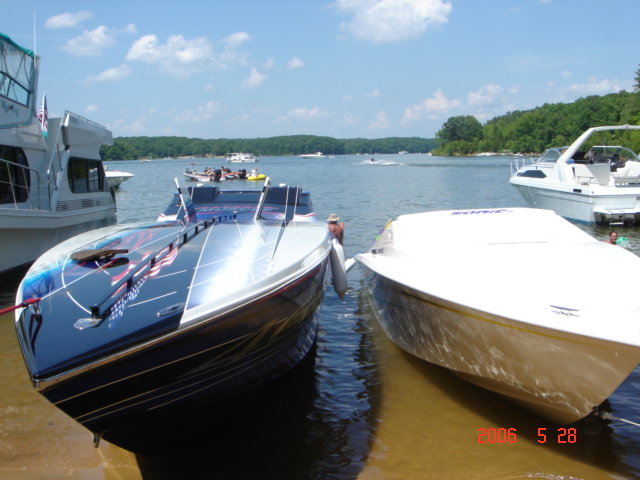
327,213 -> 340,222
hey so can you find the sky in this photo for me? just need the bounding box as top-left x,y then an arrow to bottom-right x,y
3,0 -> 640,140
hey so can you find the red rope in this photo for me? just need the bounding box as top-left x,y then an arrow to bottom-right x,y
0,297 -> 41,316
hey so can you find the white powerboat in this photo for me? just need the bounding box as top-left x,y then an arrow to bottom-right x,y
356,208 -> 640,424
0,32 -> 116,275
225,152 -> 258,163
14,179 -> 347,453
510,125 -> 640,225
104,166 -> 134,189
299,152 -> 325,159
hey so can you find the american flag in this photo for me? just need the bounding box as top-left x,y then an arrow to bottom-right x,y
37,93 -> 48,139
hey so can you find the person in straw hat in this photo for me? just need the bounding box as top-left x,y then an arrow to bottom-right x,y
326,213 -> 344,245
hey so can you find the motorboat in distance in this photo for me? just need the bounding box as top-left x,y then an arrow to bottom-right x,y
225,152 -> 258,163
14,178 -> 347,452
104,166 -> 134,189
510,125 -> 640,225
356,207 -> 640,425
0,32 -> 116,275
299,152 -> 325,159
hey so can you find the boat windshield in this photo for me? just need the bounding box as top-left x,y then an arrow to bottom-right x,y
0,33 -> 36,106
586,146 -> 640,163
535,147 -> 566,164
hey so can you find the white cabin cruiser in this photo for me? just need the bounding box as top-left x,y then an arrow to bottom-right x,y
356,208 -> 640,424
299,152 -> 325,159
510,125 -> 640,225
104,166 -> 134,189
225,152 -> 258,163
0,32 -> 116,275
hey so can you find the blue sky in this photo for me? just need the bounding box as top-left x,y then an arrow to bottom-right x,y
4,0 -> 639,140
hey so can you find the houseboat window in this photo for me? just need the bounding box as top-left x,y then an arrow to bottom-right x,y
67,158 -> 105,193
0,145 -> 29,204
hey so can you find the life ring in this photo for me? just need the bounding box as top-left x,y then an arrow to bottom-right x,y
329,239 -> 348,298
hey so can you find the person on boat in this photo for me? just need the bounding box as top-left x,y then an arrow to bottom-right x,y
327,213 -> 344,245
250,167 -> 258,177
370,158 -> 375,163
605,231 -> 619,244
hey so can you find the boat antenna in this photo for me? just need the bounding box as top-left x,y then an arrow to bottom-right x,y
33,12 -> 37,57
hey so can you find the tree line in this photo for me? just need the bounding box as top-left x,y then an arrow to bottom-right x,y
433,90 -> 640,156
101,134 -> 437,160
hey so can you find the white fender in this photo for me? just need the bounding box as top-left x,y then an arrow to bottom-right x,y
329,239 -> 348,299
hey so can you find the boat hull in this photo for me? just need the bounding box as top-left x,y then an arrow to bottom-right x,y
360,266 -> 640,424
511,181 -> 640,224
17,257 -> 328,451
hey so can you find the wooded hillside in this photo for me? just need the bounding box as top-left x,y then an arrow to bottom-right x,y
433,91 -> 640,155
101,135 -> 437,160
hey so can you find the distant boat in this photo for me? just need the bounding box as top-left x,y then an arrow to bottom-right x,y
0,32 -> 116,276
225,152 -> 258,163
510,125 -> 640,225
104,166 -> 134,189
299,152 -> 325,159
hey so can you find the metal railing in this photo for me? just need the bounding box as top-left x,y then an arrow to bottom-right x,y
0,156 -> 48,210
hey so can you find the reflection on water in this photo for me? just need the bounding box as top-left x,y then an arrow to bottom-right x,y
1,155 -> 639,479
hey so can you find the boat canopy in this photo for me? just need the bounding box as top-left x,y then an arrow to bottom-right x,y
0,32 -> 37,106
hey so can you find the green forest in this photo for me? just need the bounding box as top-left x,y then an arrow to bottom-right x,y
433,90 -> 640,156
101,135 -> 437,161
102,79 -> 640,161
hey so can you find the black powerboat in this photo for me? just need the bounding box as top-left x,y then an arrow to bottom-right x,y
14,179 -> 347,452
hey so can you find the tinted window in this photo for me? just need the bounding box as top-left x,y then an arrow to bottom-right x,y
67,158 -> 105,193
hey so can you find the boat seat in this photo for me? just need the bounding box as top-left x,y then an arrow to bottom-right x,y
572,164 -> 610,185
189,186 -> 219,204
614,161 -> 640,185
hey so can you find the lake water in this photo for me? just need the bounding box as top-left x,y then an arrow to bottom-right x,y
1,154 -> 639,479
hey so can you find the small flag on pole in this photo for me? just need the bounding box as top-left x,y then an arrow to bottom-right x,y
37,92 -> 48,140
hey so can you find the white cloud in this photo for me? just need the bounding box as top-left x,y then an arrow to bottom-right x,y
175,101 -> 223,122
289,107 -> 329,120
287,57 -> 305,70
336,0 -> 453,44
126,34 -> 216,78
108,117 -> 145,135
369,111 -> 390,130
565,77 -> 624,96
61,26 -> 117,56
85,64 -> 133,82
402,89 -> 461,124
45,11 -> 93,29
365,89 -> 382,97
125,32 -> 254,78
343,113 -> 358,125
219,32 -> 252,68
343,95 -> 354,101
561,70 -> 573,80
467,84 -> 504,107
222,32 -> 251,49
241,67 -> 268,89
85,104 -> 98,113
